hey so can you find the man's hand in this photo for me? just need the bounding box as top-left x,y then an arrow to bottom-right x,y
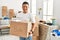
28,23 -> 36,36
28,30 -> 33,36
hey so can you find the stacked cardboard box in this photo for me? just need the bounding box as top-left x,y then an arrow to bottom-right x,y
39,23 -> 49,40
2,6 -> 7,16
9,9 -> 15,19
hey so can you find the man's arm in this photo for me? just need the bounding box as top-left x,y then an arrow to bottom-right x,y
29,14 -> 36,34
29,23 -> 36,35
31,23 -> 36,33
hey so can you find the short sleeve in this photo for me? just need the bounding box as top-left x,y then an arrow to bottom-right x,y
30,14 -> 36,23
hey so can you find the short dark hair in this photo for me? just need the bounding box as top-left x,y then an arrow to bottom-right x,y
22,1 -> 29,5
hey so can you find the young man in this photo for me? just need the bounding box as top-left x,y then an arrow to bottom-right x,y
16,2 -> 36,40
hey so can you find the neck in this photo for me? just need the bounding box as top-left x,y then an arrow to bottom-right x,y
23,10 -> 28,13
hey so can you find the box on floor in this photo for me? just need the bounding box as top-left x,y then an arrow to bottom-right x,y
39,23 -> 49,40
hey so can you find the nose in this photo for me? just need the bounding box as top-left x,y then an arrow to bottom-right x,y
24,7 -> 27,10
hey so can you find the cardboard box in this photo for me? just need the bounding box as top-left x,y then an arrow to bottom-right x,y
33,26 -> 39,36
39,23 -> 48,40
33,36 -> 39,40
9,9 -> 15,19
2,6 -> 7,16
10,21 -> 32,38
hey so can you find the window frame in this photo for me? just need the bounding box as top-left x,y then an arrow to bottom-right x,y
43,0 -> 53,22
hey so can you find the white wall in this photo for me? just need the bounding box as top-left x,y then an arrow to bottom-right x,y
53,0 -> 60,25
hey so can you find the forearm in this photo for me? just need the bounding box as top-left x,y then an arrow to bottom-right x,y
31,23 -> 36,32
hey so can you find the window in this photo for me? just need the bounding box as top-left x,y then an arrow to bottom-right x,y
43,0 -> 53,23
31,0 -> 36,15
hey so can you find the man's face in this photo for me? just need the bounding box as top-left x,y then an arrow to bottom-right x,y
22,4 -> 29,12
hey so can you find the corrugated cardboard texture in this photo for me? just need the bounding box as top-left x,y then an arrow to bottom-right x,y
9,9 -> 15,19
39,23 -> 49,40
33,26 -> 39,36
2,6 -> 7,16
33,36 -> 39,40
10,21 -> 31,38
